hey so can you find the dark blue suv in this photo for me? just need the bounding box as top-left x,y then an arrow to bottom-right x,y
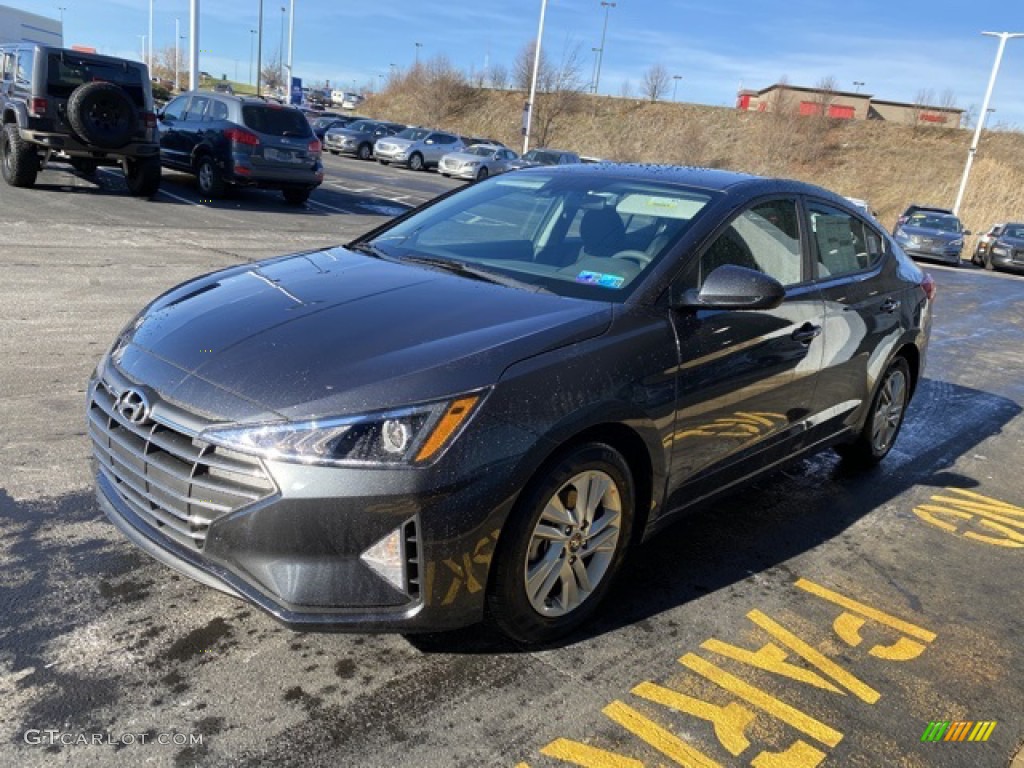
157,91 -> 323,204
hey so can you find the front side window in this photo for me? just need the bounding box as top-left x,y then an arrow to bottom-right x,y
161,94 -> 188,121
808,202 -> 883,278
363,174 -> 715,302
697,199 -> 803,287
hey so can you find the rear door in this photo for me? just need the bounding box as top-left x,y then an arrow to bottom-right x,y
664,196 -> 826,511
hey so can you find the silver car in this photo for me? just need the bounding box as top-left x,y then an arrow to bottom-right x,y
507,148 -> 581,170
324,120 -> 405,160
374,127 -> 464,171
439,144 -> 519,181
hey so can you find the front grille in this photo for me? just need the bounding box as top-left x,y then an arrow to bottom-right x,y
89,381 -> 276,551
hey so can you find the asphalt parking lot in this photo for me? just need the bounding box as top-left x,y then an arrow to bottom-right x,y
1,157 -> 1022,768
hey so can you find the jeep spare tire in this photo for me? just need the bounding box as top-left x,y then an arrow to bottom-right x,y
67,81 -> 138,149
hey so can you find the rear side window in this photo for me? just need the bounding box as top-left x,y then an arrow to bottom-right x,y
808,202 -> 883,278
243,106 -> 312,137
45,54 -> 143,103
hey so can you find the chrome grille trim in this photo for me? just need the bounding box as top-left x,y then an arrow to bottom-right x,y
89,380 -> 276,551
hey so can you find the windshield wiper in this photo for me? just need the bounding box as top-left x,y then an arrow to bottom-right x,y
400,255 -> 552,294
348,242 -> 392,260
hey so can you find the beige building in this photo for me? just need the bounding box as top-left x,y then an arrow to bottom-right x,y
737,83 -> 964,127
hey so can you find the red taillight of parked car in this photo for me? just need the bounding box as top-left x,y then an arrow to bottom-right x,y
224,128 -> 260,146
30,97 -> 47,115
921,273 -> 937,301
308,138 -> 322,156
141,112 -> 157,129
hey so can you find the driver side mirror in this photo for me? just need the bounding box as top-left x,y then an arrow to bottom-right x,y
674,265 -> 785,311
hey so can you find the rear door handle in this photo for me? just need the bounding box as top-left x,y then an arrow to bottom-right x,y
791,323 -> 822,345
880,298 -> 901,314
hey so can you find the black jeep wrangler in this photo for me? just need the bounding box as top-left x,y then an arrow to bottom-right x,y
0,44 -> 161,196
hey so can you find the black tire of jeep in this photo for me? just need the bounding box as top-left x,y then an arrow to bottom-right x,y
67,82 -> 138,149
124,156 -> 161,197
1,123 -> 38,187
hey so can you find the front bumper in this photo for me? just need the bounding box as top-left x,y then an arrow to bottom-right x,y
989,248 -> 1024,271
899,242 -> 963,265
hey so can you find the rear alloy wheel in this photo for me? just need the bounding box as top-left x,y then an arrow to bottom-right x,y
838,356 -> 911,467
357,143 -> 372,160
282,187 -> 311,205
487,443 -> 634,645
1,123 -> 38,188
196,156 -> 225,199
408,152 -> 424,171
123,156 -> 161,197
476,166 -> 489,182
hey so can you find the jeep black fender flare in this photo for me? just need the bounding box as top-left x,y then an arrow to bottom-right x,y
1,102 -> 29,129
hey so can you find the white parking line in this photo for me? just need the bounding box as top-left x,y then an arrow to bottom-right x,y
98,168 -> 204,208
307,199 -> 353,215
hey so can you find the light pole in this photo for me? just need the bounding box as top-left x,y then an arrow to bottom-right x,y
414,41 -> 423,67
256,0 -> 264,97
148,0 -> 153,71
853,80 -> 865,93
188,0 -> 198,91
57,6 -> 65,25
953,31 -> 1024,216
249,29 -> 257,86
672,74 -> 682,101
174,18 -> 180,89
590,47 -> 600,93
138,34 -> 146,63
523,0 -> 548,153
593,1 -> 615,95
279,5 -> 286,93
286,0 -> 294,99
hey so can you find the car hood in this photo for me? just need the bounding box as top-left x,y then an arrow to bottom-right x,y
376,137 -> 416,149
443,151 -> 489,163
111,248 -> 613,423
899,226 -> 962,241
326,127 -> 370,140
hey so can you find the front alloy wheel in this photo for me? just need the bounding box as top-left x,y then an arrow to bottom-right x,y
488,443 -> 634,645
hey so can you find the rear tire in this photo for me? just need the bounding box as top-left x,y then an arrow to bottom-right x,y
282,187 -> 311,205
196,155 -> 225,199
837,356 -> 911,467
124,156 -> 161,197
1,123 -> 38,188
357,143 -> 372,160
487,442 -> 634,645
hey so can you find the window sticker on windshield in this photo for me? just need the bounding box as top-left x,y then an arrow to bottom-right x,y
576,271 -> 625,289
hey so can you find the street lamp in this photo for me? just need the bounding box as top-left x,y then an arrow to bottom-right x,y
414,41 -> 423,66
57,6 -> 65,25
279,6 -> 286,93
952,31 -> 1024,216
148,0 -> 153,71
593,1 -> 615,95
672,74 -> 682,101
590,47 -> 600,93
174,18 -> 180,90
249,28 -> 257,86
853,80 -> 865,93
256,0 -> 264,97
523,0 -> 548,153
138,34 -> 146,63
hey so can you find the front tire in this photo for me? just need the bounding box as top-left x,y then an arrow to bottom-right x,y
476,166 -> 489,181
408,152 -> 424,171
1,123 -> 38,188
487,443 -> 634,645
357,143 -> 372,160
838,356 -> 911,467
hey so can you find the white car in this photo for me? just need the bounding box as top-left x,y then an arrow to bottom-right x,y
439,144 -> 519,181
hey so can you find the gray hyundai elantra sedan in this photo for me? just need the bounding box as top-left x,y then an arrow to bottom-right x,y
89,164 -> 933,644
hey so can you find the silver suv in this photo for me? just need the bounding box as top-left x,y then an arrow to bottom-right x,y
0,44 -> 160,195
374,127 -> 463,171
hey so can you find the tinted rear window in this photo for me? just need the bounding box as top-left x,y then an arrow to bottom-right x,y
46,53 -> 145,104
242,106 -> 312,137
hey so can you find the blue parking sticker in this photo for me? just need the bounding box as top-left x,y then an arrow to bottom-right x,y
576,271 -> 625,289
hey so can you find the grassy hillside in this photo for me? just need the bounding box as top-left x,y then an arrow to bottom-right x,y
361,87 -> 1024,244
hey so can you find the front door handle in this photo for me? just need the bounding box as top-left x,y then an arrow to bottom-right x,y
880,298 -> 901,314
791,323 -> 822,345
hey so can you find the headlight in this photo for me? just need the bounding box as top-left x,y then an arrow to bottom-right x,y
203,393 -> 485,467
992,246 -> 1009,256
908,235 -> 921,245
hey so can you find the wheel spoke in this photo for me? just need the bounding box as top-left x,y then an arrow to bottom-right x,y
586,523 -> 620,554
539,496 -> 573,528
586,507 -> 620,542
570,557 -> 593,594
527,545 -> 564,605
582,473 -> 611,526
532,521 -> 569,542
558,559 -> 580,610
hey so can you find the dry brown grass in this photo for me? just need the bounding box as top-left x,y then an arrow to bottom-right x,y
360,88 -> 1024,242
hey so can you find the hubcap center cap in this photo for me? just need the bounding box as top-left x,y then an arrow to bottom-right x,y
568,532 -> 584,552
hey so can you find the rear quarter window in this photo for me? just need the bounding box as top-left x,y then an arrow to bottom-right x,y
242,106 -> 312,137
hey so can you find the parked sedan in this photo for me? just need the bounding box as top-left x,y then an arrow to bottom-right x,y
310,115 -> 367,140
324,120 -> 405,160
971,223 -> 1006,266
374,127 -> 464,170
892,211 -> 969,266
89,165 -> 932,645
439,144 -> 519,181
978,221 -> 1024,273
508,148 -> 581,169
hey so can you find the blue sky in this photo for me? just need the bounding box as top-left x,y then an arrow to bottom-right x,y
15,0 -> 1024,127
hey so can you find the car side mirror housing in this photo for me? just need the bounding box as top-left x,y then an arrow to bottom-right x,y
674,265 -> 786,311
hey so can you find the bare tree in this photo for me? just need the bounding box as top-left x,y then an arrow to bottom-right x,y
261,53 -> 284,92
619,79 -> 633,99
910,87 -> 936,132
489,63 -> 508,90
641,63 -> 670,102
812,75 -> 838,118
513,41 -> 586,146
385,55 -> 480,126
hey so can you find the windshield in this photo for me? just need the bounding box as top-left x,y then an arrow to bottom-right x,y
1004,225 -> 1024,239
362,172 -> 716,302
346,120 -> 376,132
465,146 -> 495,156
396,128 -> 430,141
907,213 -> 961,233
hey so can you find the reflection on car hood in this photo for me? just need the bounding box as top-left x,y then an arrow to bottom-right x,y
376,137 -> 415,148
899,225 -> 962,241
113,248 -> 612,422
326,127 -> 370,139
